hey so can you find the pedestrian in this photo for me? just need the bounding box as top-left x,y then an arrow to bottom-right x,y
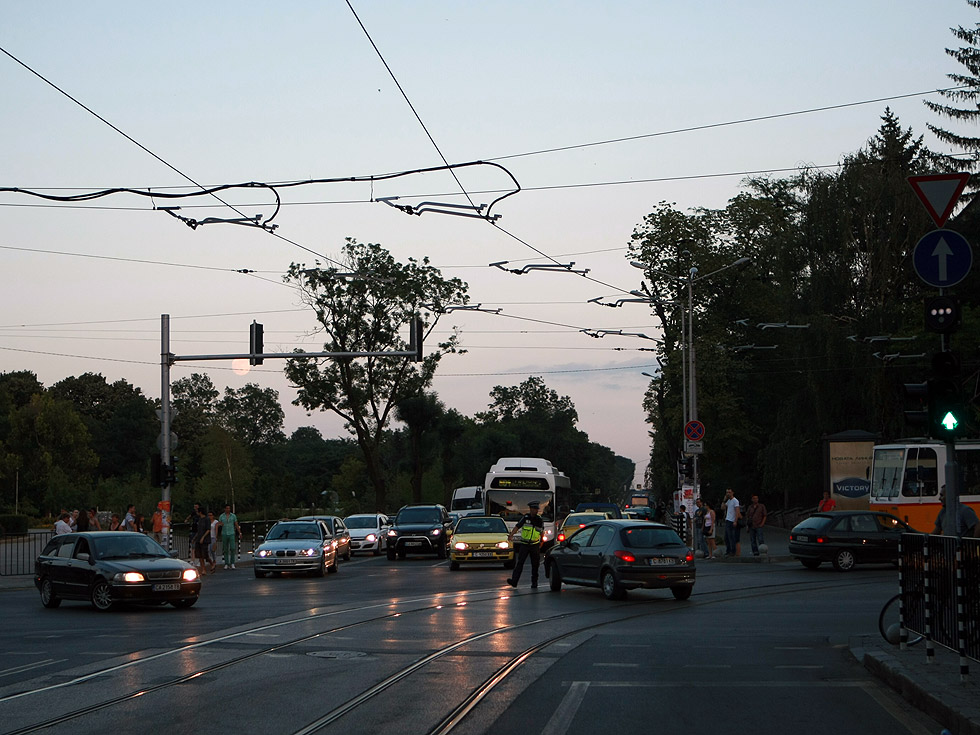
723,488 -> 742,557
75,507 -> 90,532
108,513 -> 121,531
151,508 -> 164,543
207,510 -> 219,573
693,498 -> 708,557
185,502 -> 202,560
88,508 -> 102,531
192,508 -> 210,576
704,502 -> 717,558
745,493 -> 767,556
217,504 -> 241,570
54,512 -> 72,535
122,504 -> 137,532
931,486 -> 980,538
506,500 -> 544,589
817,490 -> 836,512
135,513 -> 146,534
70,510 -> 80,531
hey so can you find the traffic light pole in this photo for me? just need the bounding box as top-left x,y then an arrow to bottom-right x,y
160,314 -> 173,549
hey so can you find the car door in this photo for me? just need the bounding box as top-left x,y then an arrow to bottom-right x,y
65,536 -> 95,597
873,513 -> 908,562
37,536 -> 71,595
556,526 -> 598,582
50,536 -> 77,596
334,518 -> 350,554
848,513 -> 882,562
580,524 -> 617,581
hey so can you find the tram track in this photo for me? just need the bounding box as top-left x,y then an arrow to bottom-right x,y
3,574 -> 882,735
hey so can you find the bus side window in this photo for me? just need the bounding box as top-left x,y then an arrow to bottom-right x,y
918,448 -> 939,497
902,448 -> 922,497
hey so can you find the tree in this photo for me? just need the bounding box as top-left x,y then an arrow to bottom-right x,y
216,383 -> 286,447
395,391 -> 445,503
284,239 -> 468,512
171,373 -> 220,490
925,0 -> 980,169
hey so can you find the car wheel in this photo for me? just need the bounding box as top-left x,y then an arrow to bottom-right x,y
671,585 -> 693,601
254,569 -> 267,578
387,549 -> 396,561
39,578 -> 61,608
832,549 -> 856,572
328,558 -> 339,574
313,558 -> 326,577
90,580 -> 114,611
601,569 -> 626,600
171,598 -> 197,609
343,547 -> 351,561
549,564 -> 562,592
801,559 -> 821,570
450,561 -> 460,571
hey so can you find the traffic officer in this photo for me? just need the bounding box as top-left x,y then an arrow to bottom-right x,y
507,500 -> 544,589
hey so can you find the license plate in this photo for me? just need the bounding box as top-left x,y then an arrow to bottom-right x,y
276,559 -> 297,565
153,583 -> 180,591
796,535 -> 809,542
405,541 -> 423,547
647,558 -> 675,566
472,552 -> 494,558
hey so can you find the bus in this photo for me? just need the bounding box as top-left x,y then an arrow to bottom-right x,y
869,440 -> 980,532
483,457 -> 571,550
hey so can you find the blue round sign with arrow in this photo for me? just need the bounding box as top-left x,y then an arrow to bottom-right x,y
912,229 -> 973,288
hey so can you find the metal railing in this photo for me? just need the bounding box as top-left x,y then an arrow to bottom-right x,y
899,533 -> 980,677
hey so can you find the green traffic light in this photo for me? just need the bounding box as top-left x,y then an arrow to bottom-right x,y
940,411 -> 959,432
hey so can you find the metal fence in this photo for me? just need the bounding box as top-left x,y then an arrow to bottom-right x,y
0,520 -> 283,575
899,533 -> 980,676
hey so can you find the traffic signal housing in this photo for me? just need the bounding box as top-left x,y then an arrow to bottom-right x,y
249,321 -> 264,365
924,295 -> 961,334
929,379 -> 967,439
903,382 -> 930,431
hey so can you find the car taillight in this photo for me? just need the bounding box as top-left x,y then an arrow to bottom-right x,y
614,550 -> 636,563
685,553 -> 694,562
817,536 -> 826,544
557,533 -> 565,542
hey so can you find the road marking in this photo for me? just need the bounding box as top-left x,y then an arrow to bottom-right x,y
0,659 -> 64,678
541,681 -> 589,735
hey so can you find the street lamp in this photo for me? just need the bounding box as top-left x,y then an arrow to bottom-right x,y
631,255 -> 752,504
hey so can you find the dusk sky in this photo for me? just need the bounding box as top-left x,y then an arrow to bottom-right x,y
1,1 -> 975,487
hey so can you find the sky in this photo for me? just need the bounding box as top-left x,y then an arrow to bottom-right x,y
1,1 -> 977,490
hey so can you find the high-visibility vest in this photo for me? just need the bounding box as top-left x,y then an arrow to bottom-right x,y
519,521 -> 542,544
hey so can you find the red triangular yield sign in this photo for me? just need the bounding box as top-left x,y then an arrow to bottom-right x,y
908,173 -> 971,227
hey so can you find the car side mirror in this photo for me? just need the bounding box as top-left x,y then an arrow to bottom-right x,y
76,552 -> 90,562
567,542 -> 580,552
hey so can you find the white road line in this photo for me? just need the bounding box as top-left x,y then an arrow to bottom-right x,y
541,681 -> 589,735
0,659 -> 64,679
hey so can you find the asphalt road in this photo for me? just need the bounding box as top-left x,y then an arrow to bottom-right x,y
0,554 -> 944,735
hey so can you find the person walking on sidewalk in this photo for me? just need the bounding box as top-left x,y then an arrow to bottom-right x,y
745,494 -> 767,556
723,488 -> 742,557
217,504 -> 241,569
693,498 -> 708,557
506,501 -> 544,589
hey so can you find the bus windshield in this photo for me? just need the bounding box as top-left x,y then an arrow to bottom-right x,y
486,490 -> 556,522
871,448 -> 905,500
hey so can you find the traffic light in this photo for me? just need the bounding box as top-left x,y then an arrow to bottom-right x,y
929,379 -> 966,439
249,321 -> 264,365
167,455 -> 178,485
678,456 -> 693,479
151,453 -> 164,487
903,382 -> 930,431
924,295 -> 961,334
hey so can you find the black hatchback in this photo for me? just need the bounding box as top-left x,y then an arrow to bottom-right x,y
545,520 -> 695,600
788,511 -> 913,571
35,532 -> 202,611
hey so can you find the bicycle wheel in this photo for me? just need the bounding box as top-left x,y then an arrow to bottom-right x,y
878,593 -> 924,646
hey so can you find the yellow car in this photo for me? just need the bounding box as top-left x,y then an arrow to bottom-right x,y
557,512 -> 614,543
449,516 -> 515,571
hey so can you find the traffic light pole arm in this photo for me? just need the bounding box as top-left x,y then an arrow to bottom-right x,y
169,349 -> 419,362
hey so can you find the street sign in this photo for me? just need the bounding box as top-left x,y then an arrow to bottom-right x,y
908,173 -> 970,228
684,440 -> 703,454
684,420 -> 705,441
913,229 -> 973,288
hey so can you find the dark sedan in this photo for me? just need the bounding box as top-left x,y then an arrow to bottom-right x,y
789,510 -> 914,571
35,531 -> 202,611
545,520 -> 695,600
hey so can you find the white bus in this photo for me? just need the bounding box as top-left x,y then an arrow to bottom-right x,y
483,457 -> 571,550
869,440 -> 980,532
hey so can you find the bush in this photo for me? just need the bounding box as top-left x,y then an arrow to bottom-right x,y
0,514 -> 30,535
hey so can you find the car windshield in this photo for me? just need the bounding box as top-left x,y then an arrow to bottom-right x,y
344,516 -> 378,529
455,517 -> 508,534
267,523 -> 321,540
621,527 -> 685,548
397,508 -> 441,524
793,516 -> 834,532
95,535 -> 168,559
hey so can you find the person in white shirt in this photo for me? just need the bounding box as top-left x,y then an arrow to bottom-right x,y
723,488 -> 742,557
54,513 -> 72,535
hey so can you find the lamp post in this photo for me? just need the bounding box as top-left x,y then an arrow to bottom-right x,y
631,256 -> 751,505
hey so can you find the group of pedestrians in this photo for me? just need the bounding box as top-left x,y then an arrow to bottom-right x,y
186,503 -> 242,576
688,490 -> 768,558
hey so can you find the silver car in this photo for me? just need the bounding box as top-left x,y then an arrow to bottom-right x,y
343,513 -> 390,555
253,520 -> 338,578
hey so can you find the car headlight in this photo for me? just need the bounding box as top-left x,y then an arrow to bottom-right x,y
430,528 -> 441,536
257,549 -> 273,558
183,569 -> 199,582
113,572 -> 145,583
300,548 -> 318,557
387,529 -> 397,537
497,541 -> 511,549
365,534 -> 377,543
543,528 -> 553,540
454,541 -> 468,551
